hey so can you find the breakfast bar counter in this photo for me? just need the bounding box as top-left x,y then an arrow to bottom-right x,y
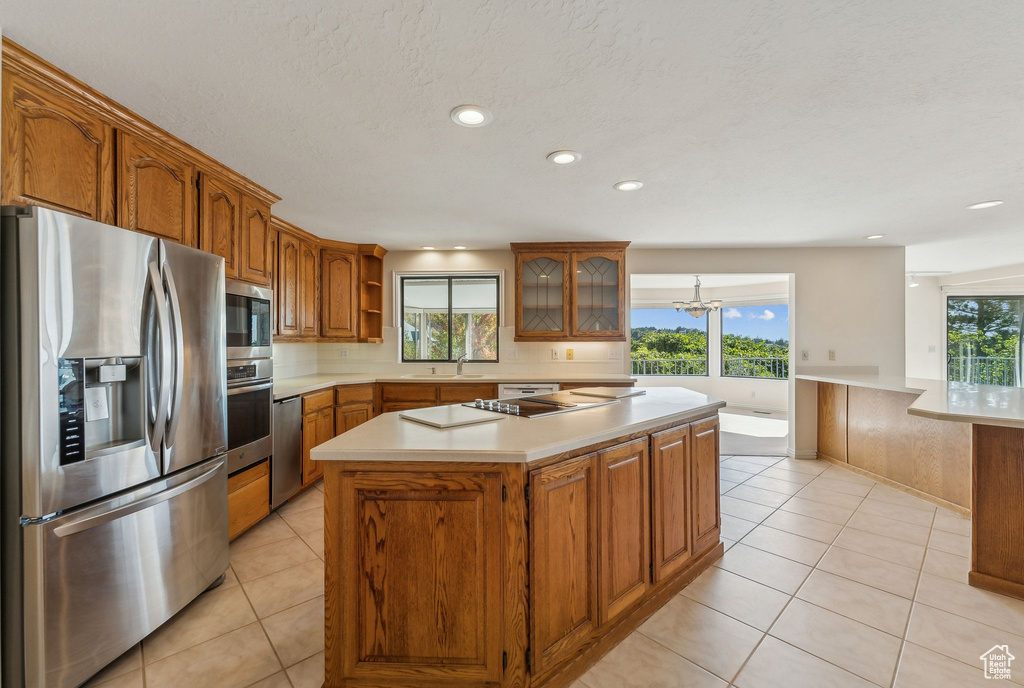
798,372 -> 1024,601
311,387 -> 726,688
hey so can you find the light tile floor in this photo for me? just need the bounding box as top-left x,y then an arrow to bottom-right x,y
83,456 -> 1024,688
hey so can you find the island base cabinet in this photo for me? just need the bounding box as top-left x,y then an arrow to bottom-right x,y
691,416 -> 722,553
651,426 -> 694,582
328,470 -> 505,686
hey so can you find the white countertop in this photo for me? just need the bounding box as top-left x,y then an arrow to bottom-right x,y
796,372 -> 1024,429
273,373 -> 638,400
310,386 -> 725,463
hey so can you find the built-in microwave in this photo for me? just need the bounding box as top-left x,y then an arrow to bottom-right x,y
226,280 -> 273,360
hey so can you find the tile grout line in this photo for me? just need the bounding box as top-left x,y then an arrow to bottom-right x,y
886,503 -> 937,688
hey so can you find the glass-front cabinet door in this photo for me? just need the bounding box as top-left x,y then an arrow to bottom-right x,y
517,252 -> 570,339
571,251 -> 625,339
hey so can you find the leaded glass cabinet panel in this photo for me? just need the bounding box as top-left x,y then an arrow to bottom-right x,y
517,252 -> 570,338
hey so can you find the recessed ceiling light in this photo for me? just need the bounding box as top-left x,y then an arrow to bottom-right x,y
450,105 -> 492,127
865,234 -> 885,240
547,150 -> 581,165
421,246 -> 435,250
453,245 -> 467,250
614,180 -> 643,191
966,200 -> 1004,210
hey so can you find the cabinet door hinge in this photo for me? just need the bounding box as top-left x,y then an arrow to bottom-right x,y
502,650 -> 508,672
502,485 -> 507,502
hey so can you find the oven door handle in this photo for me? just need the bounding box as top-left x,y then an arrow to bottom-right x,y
227,382 -> 275,396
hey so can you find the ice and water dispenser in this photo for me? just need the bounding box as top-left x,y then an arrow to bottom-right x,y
57,357 -> 146,465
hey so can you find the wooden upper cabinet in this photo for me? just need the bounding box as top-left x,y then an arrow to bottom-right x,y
511,242 -> 628,341
321,247 -> 358,340
275,225 -> 301,337
198,172 -> 240,277
118,131 -> 196,246
269,228 -> 279,336
530,453 -> 599,678
691,416 -> 721,553
651,425 -> 694,582
1,71 -> 115,222
239,195 -> 272,286
300,239 -> 319,337
515,251 -> 570,340
597,439 -> 650,625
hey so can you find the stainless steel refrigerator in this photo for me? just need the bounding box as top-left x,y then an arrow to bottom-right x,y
0,206 -> 230,688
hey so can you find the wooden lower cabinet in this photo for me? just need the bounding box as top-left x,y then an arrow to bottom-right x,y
227,460 -> 270,540
530,454 -> 600,678
691,416 -> 721,553
333,471 -> 504,685
597,439 -> 651,625
651,426 -> 693,581
376,381 -> 630,414
301,391 -> 334,487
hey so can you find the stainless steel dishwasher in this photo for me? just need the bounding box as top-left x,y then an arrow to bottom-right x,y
271,397 -> 302,509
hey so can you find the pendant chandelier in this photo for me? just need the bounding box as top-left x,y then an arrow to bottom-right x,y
674,275 -> 722,318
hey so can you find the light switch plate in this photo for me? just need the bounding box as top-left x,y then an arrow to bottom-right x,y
828,349 -> 836,361
801,349 -> 809,361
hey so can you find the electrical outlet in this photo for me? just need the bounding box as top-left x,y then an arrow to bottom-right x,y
551,348 -> 559,360
608,348 -> 623,360
339,349 -> 349,359
750,390 -> 756,398
928,344 -> 937,353
828,349 -> 836,361
507,347 -> 519,359
801,349 -> 809,361
566,348 -> 575,360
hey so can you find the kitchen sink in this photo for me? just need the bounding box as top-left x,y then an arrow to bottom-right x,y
401,374 -> 487,379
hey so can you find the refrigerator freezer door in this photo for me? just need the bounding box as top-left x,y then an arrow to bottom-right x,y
160,240 -> 227,474
11,207 -> 162,518
20,457 -> 228,688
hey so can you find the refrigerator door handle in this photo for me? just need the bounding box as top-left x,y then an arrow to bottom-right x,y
146,261 -> 172,452
52,462 -> 223,537
163,263 -> 185,449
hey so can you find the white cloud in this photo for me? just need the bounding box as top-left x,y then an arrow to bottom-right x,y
723,308 -> 742,319
750,309 -> 776,321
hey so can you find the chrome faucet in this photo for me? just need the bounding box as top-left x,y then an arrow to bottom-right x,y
456,353 -> 469,376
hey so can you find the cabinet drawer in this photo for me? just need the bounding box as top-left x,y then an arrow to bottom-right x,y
228,460 -> 270,539
335,383 -> 374,406
380,383 -> 438,403
302,389 -> 334,414
438,384 -> 498,404
381,401 -> 436,414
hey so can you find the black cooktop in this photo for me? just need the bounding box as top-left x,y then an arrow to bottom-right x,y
463,392 -> 619,418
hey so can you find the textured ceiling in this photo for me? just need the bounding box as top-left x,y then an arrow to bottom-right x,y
2,1 -> 1023,271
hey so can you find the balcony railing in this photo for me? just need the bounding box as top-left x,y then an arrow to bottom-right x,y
722,356 -> 789,379
631,358 -> 708,376
948,356 -> 1020,387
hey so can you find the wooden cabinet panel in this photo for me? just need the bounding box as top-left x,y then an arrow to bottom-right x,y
300,407 -> 331,487
338,471 -> 503,684
239,195 -> 272,285
302,389 -> 334,414
335,384 -> 374,406
269,228 -> 278,336
300,239 -> 319,337
227,460 -> 270,540
438,383 -> 499,404
2,71 -> 115,222
198,172 -> 240,278
651,425 -> 694,582
817,382 -> 848,462
380,383 -> 438,403
335,403 -> 372,436
691,416 -> 721,553
118,131 -> 196,245
277,229 -> 301,337
530,454 -> 599,677
597,439 -> 650,624
321,248 -> 358,339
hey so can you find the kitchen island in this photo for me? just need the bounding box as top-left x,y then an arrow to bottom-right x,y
311,387 -> 726,688
799,372 -> 1024,601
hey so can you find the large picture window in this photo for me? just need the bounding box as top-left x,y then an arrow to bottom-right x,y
720,304 -> 789,379
401,275 -> 500,362
630,308 -> 708,375
947,296 -> 1023,387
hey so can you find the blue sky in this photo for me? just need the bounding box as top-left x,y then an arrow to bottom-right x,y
632,304 -> 789,341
